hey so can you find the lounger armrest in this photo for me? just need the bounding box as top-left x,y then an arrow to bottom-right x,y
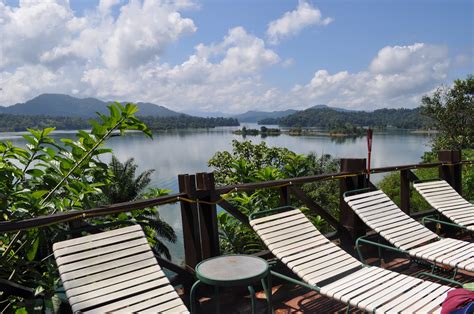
343,187 -> 376,198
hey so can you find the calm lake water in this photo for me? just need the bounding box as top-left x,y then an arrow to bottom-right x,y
2,124 -> 434,264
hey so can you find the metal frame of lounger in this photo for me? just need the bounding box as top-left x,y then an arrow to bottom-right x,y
344,188 -> 474,286
53,224 -> 189,313
250,206 -> 453,313
414,179 -> 474,232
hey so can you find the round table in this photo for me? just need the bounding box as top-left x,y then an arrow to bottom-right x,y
190,255 -> 273,314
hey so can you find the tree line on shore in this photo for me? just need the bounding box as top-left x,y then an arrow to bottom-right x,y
0,113 -> 239,132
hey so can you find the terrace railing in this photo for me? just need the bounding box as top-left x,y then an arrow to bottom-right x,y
0,150 -> 472,294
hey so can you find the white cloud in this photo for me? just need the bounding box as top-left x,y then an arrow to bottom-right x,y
0,1 -> 461,113
266,0 -> 333,45
290,43 -> 451,109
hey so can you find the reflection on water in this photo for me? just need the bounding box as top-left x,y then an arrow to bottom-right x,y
3,125 -> 433,264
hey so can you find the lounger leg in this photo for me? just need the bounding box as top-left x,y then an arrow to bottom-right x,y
261,273 -> 273,314
248,285 -> 256,314
190,280 -> 201,314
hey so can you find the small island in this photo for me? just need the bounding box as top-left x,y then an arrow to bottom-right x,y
234,124 -> 365,138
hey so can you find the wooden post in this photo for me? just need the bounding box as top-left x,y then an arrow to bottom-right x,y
339,158 -> 367,240
400,169 -> 411,214
178,174 -> 201,269
279,186 -> 290,206
438,150 -> 462,194
196,172 -> 220,260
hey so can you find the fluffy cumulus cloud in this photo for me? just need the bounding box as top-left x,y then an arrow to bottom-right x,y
289,43 -> 451,109
0,1 -> 460,112
266,0 -> 333,45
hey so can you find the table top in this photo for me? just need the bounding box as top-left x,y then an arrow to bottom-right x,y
195,255 -> 269,286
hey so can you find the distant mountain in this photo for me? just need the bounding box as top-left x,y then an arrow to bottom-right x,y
1,94 -> 181,117
184,110 -> 230,118
232,109 -> 298,123
309,104 -> 354,112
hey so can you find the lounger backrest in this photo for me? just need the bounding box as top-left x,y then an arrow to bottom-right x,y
250,208 -> 362,286
414,180 -> 474,229
344,190 -> 439,251
53,225 -> 189,314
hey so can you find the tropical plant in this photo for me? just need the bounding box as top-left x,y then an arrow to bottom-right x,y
421,75 -> 474,150
209,140 -> 340,254
0,103 -> 153,312
99,156 -> 177,260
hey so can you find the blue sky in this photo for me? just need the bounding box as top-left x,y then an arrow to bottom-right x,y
1,0 -> 472,113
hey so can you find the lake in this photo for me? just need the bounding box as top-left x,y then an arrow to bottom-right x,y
2,124 -> 434,264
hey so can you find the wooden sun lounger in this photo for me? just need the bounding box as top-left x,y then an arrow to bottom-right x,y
414,179 -> 474,232
250,207 -> 453,313
344,189 -> 474,274
53,225 -> 189,313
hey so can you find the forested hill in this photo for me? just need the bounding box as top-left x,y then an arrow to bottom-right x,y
259,107 -> 433,129
0,113 -> 239,132
0,94 -> 181,117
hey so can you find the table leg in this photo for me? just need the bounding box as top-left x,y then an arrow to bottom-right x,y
214,285 -> 220,314
261,273 -> 273,314
190,280 -> 201,314
248,285 -> 256,314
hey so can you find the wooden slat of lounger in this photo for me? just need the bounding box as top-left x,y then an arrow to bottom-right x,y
84,285 -> 176,313
69,271 -> 168,307
442,248 -> 474,269
54,230 -> 145,258
59,244 -> 151,273
381,284 -> 447,313
305,260 -> 361,285
453,215 -> 474,222
263,225 -> 316,244
398,234 -> 439,251
281,242 -> 334,263
254,214 -> 305,231
335,270 -> 399,303
358,275 -> 421,311
140,298 -> 188,313
439,203 -> 474,211
346,192 -> 388,205
60,251 -> 155,282
401,285 -> 451,313
296,254 -> 356,279
74,277 -> 172,312
381,222 -> 422,237
259,222 -> 315,242
430,199 -> 467,207
287,246 -> 341,269
254,217 -> 309,235
67,265 -> 163,298
249,209 -> 301,225
56,237 -> 148,265
273,236 -> 328,257
421,239 -> 469,261
63,257 -> 158,291
421,192 -> 460,201
409,239 -> 460,258
320,267 -> 382,296
363,209 -> 403,222
414,290 -> 450,314
387,227 -> 434,243
267,231 -> 323,250
113,290 -> 181,312
350,197 -> 392,210
160,304 -> 190,313
53,225 -> 142,251
352,201 -> 398,215
328,268 -> 392,301
374,281 -> 438,313
415,181 -> 450,188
